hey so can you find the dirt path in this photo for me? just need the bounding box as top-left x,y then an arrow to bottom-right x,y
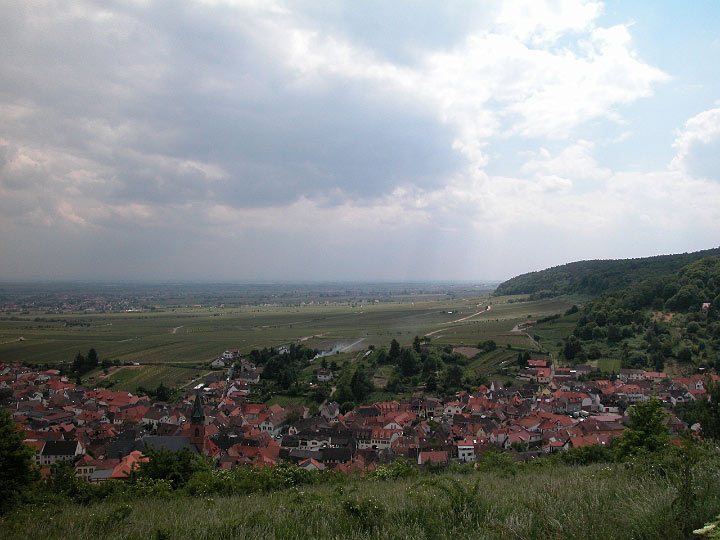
424,327 -> 448,337
511,324 -> 542,350
179,371 -> 213,390
446,308 -> 488,324
299,333 -> 327,342
0,337 -> 25,345
340,338 -> 365,352
94,364 -> 142,380
422,306 -> 489,337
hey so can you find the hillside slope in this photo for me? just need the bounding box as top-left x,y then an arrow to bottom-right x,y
495,247 -> 720,297
4,462 -> 720,540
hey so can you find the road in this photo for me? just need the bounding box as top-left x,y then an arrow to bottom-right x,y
179,371 -> 213,390
340,338 -> 365,352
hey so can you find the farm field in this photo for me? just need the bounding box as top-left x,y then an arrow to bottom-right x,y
0,293 -> 581,393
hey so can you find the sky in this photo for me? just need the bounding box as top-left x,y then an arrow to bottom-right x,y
1,0 -> 719,282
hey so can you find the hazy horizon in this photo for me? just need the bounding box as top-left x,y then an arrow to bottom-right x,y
2,1 -> 719,282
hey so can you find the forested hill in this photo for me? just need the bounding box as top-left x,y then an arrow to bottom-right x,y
494,247 -> 720,298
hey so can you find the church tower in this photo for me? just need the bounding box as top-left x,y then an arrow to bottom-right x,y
190,389 -> 206,454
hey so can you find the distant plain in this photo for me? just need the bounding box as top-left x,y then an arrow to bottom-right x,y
0,285 -> 580,393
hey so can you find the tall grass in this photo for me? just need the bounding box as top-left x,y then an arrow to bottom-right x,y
4,460 -> 719,540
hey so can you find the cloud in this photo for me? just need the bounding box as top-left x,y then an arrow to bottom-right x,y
670,105 -> 720,180
0,0 -> 714,281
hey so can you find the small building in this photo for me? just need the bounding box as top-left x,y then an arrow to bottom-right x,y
316,369 -> 333,382
39,440 -> 85,466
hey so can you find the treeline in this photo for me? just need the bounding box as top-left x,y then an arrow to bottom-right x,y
331,338 -> 494,412
494,247 -> 720,297
561,256 -> 720,371
61,348 -> 100,377
136,382 -> 174,402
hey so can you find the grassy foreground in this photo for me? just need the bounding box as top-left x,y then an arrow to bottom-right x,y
4,460 -> 720,540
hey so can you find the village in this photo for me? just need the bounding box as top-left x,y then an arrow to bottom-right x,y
1,349 -> 711,482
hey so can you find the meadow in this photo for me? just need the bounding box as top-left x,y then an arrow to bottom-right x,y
3,460 -> 718,540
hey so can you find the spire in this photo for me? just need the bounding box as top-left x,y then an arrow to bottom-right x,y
191,390 -> 205,424
190,390 -> 206,455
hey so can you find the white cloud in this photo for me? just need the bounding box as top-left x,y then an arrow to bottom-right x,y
0,0 -> 714,281
521,140 -> 611,181
670,105 -> 720,180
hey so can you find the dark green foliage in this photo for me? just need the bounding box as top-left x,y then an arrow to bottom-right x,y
367,459 -> 418,481
133,446 -> 210,489
692,378 -> 720,440
137,382 -> 174,401
388,339 -> 400,361
443,364 -> 463,391
563,336 -> 583,361
478,339 -> 497,352
350,365 -> 373,401
552,443 -> 613,465
397,348 -> 419,377
87,348 -> 99,369
340,401 -> 355,413
561,256 -> 720,371
0,409 -> 39,513
495,247 -> 720,297
67,347 -> 101,376
248,344 -> 317,390
614,398 -> 670,460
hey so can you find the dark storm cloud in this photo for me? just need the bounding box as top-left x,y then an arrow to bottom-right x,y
0,0 -> 461,210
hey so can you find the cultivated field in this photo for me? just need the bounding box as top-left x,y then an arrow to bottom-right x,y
0,293 -> 581,392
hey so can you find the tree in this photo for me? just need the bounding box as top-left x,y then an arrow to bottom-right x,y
696,378 -> 720,440
398,348 -> 419,377
413,335 -> 421,353
87,347 -> 99,369
350,366 -> 373,402
0,409 -> 39,513
478,340 -> 496,353
444,365 -> 463,391
563,336 -> 583,361
133,446 -> 208,489
155,382 -> 171,402
72,351 -> 85,373
606,324 -> 622,343
614,397 -> 670,460
388,339 -> 401,361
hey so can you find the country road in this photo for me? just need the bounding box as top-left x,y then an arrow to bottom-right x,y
340,338 -> 365,352
179,371 -> 213,389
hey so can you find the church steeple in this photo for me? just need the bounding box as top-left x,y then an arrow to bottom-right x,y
191,389 -> 205,423
190,390 -> 206,454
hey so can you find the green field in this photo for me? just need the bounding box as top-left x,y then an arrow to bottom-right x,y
0,294 -> 581,393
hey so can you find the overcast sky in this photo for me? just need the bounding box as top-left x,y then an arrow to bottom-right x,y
1,1 -> 719,282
